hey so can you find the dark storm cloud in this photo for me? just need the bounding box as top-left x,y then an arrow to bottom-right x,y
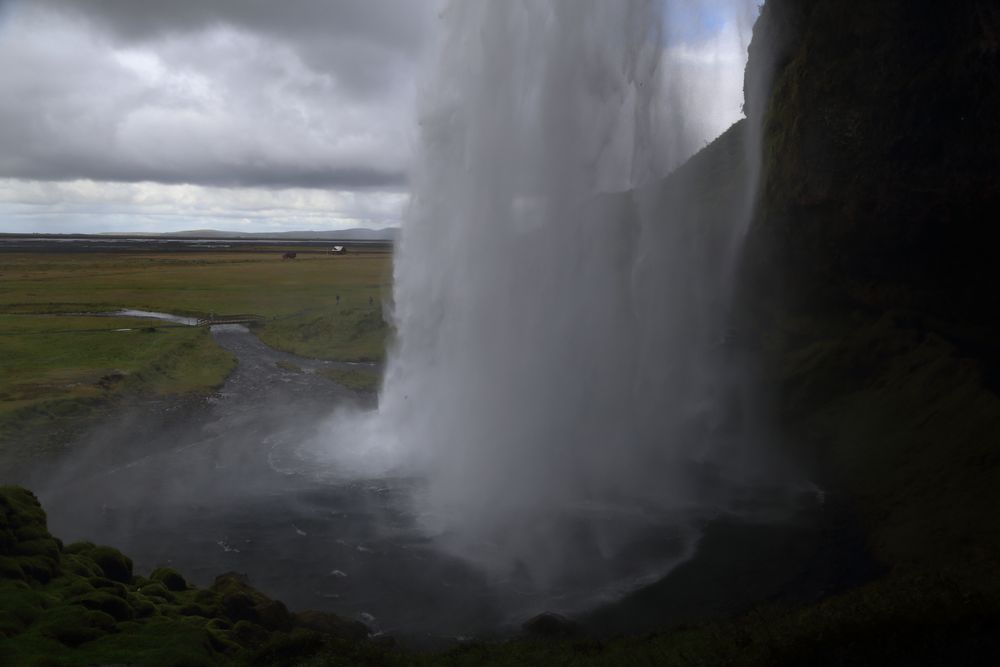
41,0 -> 425,52
36,0 -> 428,97
0,0 -> 434,189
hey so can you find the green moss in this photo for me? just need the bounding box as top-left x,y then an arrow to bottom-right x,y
62,541 -> 94,555
0,486 -> 60,583
61,553 -> 101,578
0,556 -> 25,581
54,576 -> 95,598
69,591 -> 133,622
85,546 -> 133,584
0,581 -> 46,637
69,616 -> 220,667
36,605 -> 117,647
150,566 -> 188,592
177,602 -> 213,618
0,487 -> 385,664
0,487 -> 49,537
231,619 -> 269,646
138,582 -> 174,602
126,593 -> 157,619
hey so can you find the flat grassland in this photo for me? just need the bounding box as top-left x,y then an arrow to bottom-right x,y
0,247 -> 392,466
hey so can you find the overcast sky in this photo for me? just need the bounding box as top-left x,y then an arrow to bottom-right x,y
0,0 -> 756,234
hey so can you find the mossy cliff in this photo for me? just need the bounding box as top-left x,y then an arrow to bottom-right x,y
747,0 -> 1000,309
0,486 -> 369,666
740,0 -> 1000,612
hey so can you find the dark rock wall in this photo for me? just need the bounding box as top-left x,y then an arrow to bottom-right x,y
739,0 -> 1000,573
747,0 -> 1000,318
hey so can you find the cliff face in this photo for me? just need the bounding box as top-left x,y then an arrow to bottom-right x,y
742,1 -> 1000,574
748,0 -> 1000,314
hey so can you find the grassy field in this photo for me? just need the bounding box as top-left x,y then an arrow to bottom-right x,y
318,367 -> 381,393
0,250 -> 392,360
0,314 -> 236,471
0,248 -> 392,469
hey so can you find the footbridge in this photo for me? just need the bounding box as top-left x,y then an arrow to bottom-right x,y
197,314 -> 265,326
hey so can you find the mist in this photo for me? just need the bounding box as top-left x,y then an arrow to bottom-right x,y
292,0 -> 787,600
16,0 -> 798,636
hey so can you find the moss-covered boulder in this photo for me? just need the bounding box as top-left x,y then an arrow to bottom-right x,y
70,589 -> 135,622
0,486 -> 61,583
89,546 -> 133,584
209,572 -> 293,631
138,581 -> 174,602
37,605 -> 117,647
150,566 -> 188,592
0,486 -> 378,665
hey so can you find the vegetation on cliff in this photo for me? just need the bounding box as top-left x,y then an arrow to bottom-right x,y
743,0 -> 1000,577
0,249 -> 392,475
0,485 -> 371,666
736,0 -> 1000,661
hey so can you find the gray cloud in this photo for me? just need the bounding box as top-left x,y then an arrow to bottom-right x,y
0,0 -> 753,234
38,0 -> 427,52
36,0 -> 431,97
0,0 -> 434,190
0,178 -> 408,234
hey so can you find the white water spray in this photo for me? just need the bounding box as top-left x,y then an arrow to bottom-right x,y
305,0 -> 772,596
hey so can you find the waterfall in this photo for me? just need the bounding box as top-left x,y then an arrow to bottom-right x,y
308,0 -> 769,599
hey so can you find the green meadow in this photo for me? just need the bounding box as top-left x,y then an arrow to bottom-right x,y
0,250 -> 392,357
0,249 -> 392,468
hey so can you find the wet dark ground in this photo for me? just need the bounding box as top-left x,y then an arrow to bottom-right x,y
19,324 -> 875,644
